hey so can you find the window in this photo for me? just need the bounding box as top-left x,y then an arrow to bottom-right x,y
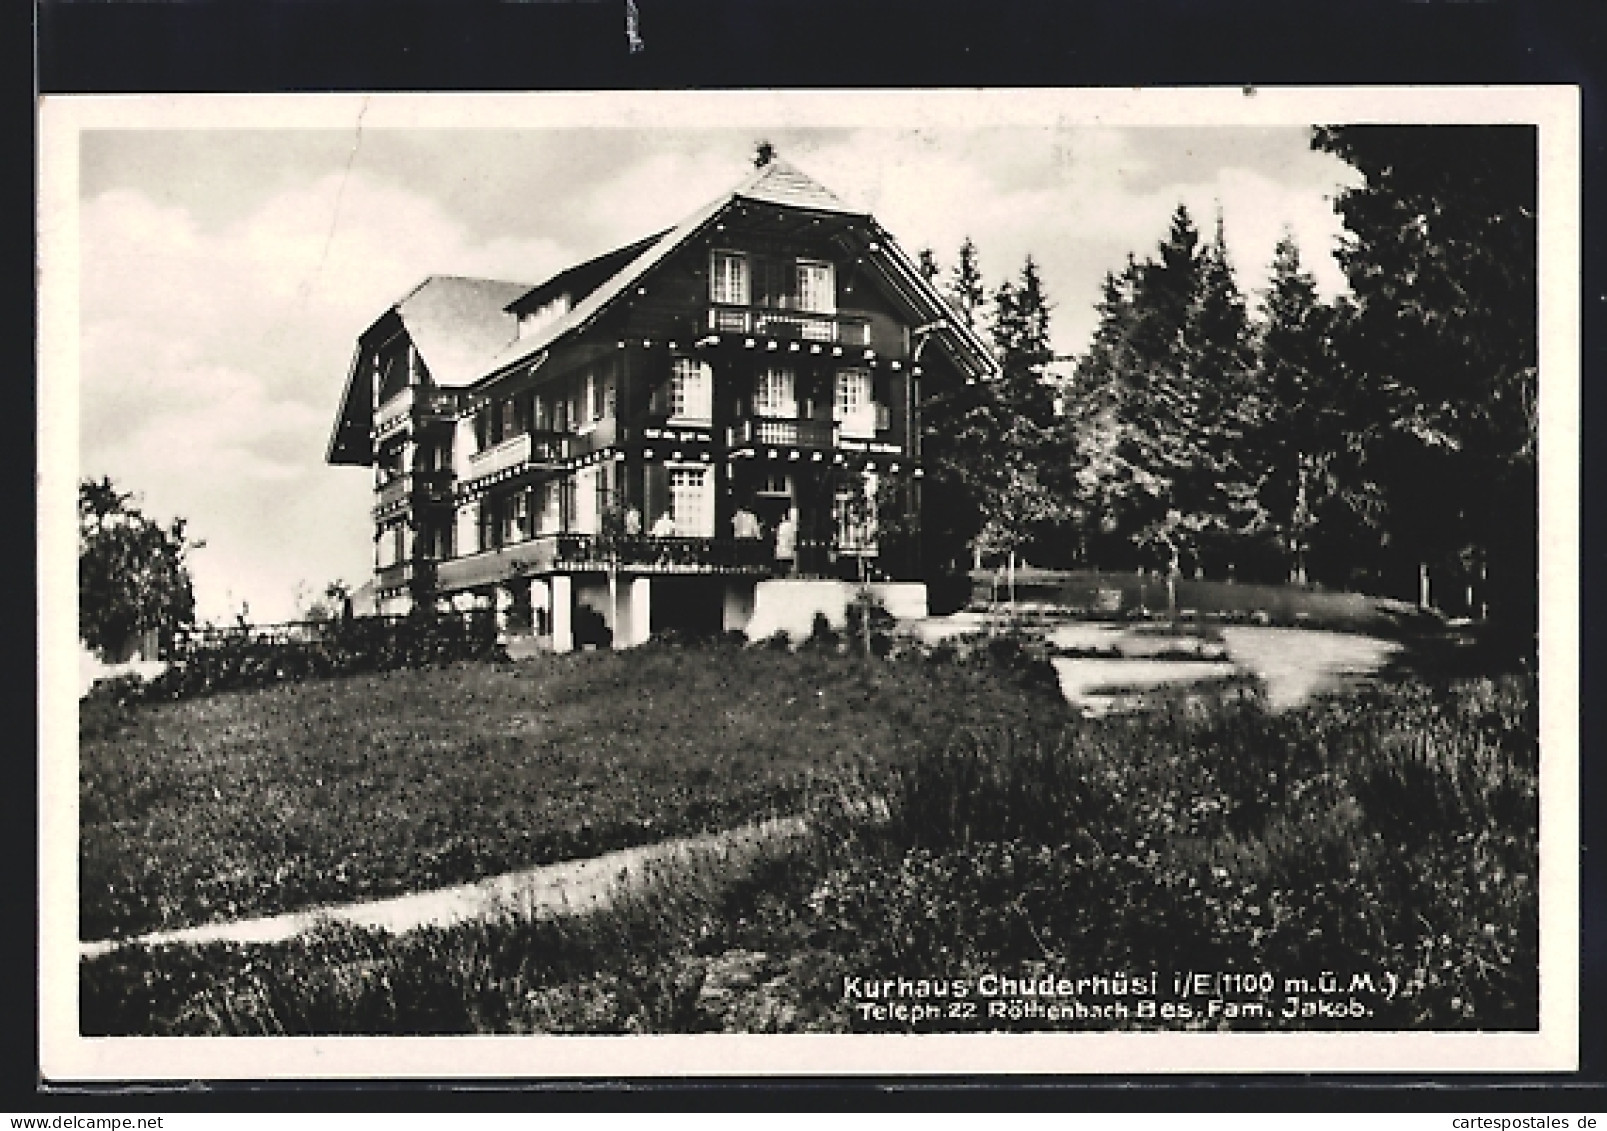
796,261 -> 835,314
568,382 -> 584,434
573,467 -> 600,534
378,521 -> 405,567
517,294 -> 570,340
754,367 -> 796,418
669,467 -> 713,537
670,358 -> 713,424
755,258 -> 791,310
835,367 -> 873,435
580,372 -> 598,431
711,251 -> 749,305
478,499 -> 497,551
502,491 -> 531,543
535,481 -> 562,534
758,472 -> 791,497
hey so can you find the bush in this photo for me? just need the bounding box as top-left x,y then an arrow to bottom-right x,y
137,610 -> 501,703
80,674 -> 148,740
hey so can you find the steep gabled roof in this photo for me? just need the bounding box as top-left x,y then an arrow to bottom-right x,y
738,159 -> 853,212
327,275 -> 529,465
479,158 -> 878,379
506,231 -> 669,316
331,157 -> 1001,469
391,275 -> 529,386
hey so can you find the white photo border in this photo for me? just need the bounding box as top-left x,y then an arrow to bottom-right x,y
37,86 -> 1582,1080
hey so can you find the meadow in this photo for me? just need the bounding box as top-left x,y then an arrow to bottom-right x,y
80,635 -> 1056,940
80,629 -> 1539,1034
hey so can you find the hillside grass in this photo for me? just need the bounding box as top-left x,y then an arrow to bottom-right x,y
81,639 -> 1060,940
81,652 -> 1538,1035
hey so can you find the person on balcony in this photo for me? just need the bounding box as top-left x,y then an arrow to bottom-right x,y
732,506 -> 762,540
650,510 -> 676,539
624,506 -> 642,536
774,511 -> 797,575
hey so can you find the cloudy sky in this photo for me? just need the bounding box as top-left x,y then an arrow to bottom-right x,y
72,105 -> 1362,622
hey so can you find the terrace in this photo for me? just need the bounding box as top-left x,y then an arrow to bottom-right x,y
435,532 -> 776,591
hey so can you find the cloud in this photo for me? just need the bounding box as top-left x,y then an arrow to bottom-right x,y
789,128 -> 1358,356
79,170 -> 570,621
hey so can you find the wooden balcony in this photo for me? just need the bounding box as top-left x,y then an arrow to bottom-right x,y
568,416 -> 619,460
434,533 -> 775,591
373,470 -> 454,517
374,386 -> 461,441
462,431 -> 570,488
375,559 -> 435,593
727,416 -> 838,449
556,534 -> 775,573
706,307 -> 872,348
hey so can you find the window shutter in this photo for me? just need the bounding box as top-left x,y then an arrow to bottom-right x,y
649,375 -> 668,416
645,463 -> 669,524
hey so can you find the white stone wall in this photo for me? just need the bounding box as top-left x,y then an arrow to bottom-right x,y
742,580 -> 927,642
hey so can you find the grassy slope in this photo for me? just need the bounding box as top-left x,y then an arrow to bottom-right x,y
81,672 -> 1539,1035
82,643 -> 1057,939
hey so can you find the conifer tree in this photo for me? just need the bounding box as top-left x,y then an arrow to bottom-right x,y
1314,125 -> 1537,633
1245,232 -> 1371,584
1067,205 -> 1260,584
989,255 -> 1059,430
948,236 -> 987,331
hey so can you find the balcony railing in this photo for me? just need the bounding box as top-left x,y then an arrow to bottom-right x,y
555,534 -> 775,572
568,416 -> 619,459
375,560 -> 436,592
463,431 -> 569,485
727,417 -> 838,449
435,533 -> 776,591
374,475 -> 410,513
374,386 -> 461,439
707,307 -> 873,348
373,470 -> 454,517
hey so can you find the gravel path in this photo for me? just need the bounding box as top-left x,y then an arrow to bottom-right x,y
80,816 -> 807,959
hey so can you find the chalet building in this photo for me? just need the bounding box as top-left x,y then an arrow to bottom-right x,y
327,158 -> 997,649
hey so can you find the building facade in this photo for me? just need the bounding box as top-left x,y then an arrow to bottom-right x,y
327,158 -> 997,649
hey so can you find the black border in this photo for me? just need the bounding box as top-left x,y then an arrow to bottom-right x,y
28,0 -> 1607,1109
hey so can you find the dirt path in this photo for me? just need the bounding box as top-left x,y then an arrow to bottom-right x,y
80,816 -> 807,959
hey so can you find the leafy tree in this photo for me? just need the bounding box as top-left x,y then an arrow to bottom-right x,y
1314,125 -> 1537,631
79,477 -> 200,657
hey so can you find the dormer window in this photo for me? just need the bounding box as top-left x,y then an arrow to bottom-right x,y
517,293 -> 571,340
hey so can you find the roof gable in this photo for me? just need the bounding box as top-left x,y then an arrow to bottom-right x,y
394,276 -> 529,386
327,275 -> 529,465
475,157 -> 996,383
735,158 -> 856,213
